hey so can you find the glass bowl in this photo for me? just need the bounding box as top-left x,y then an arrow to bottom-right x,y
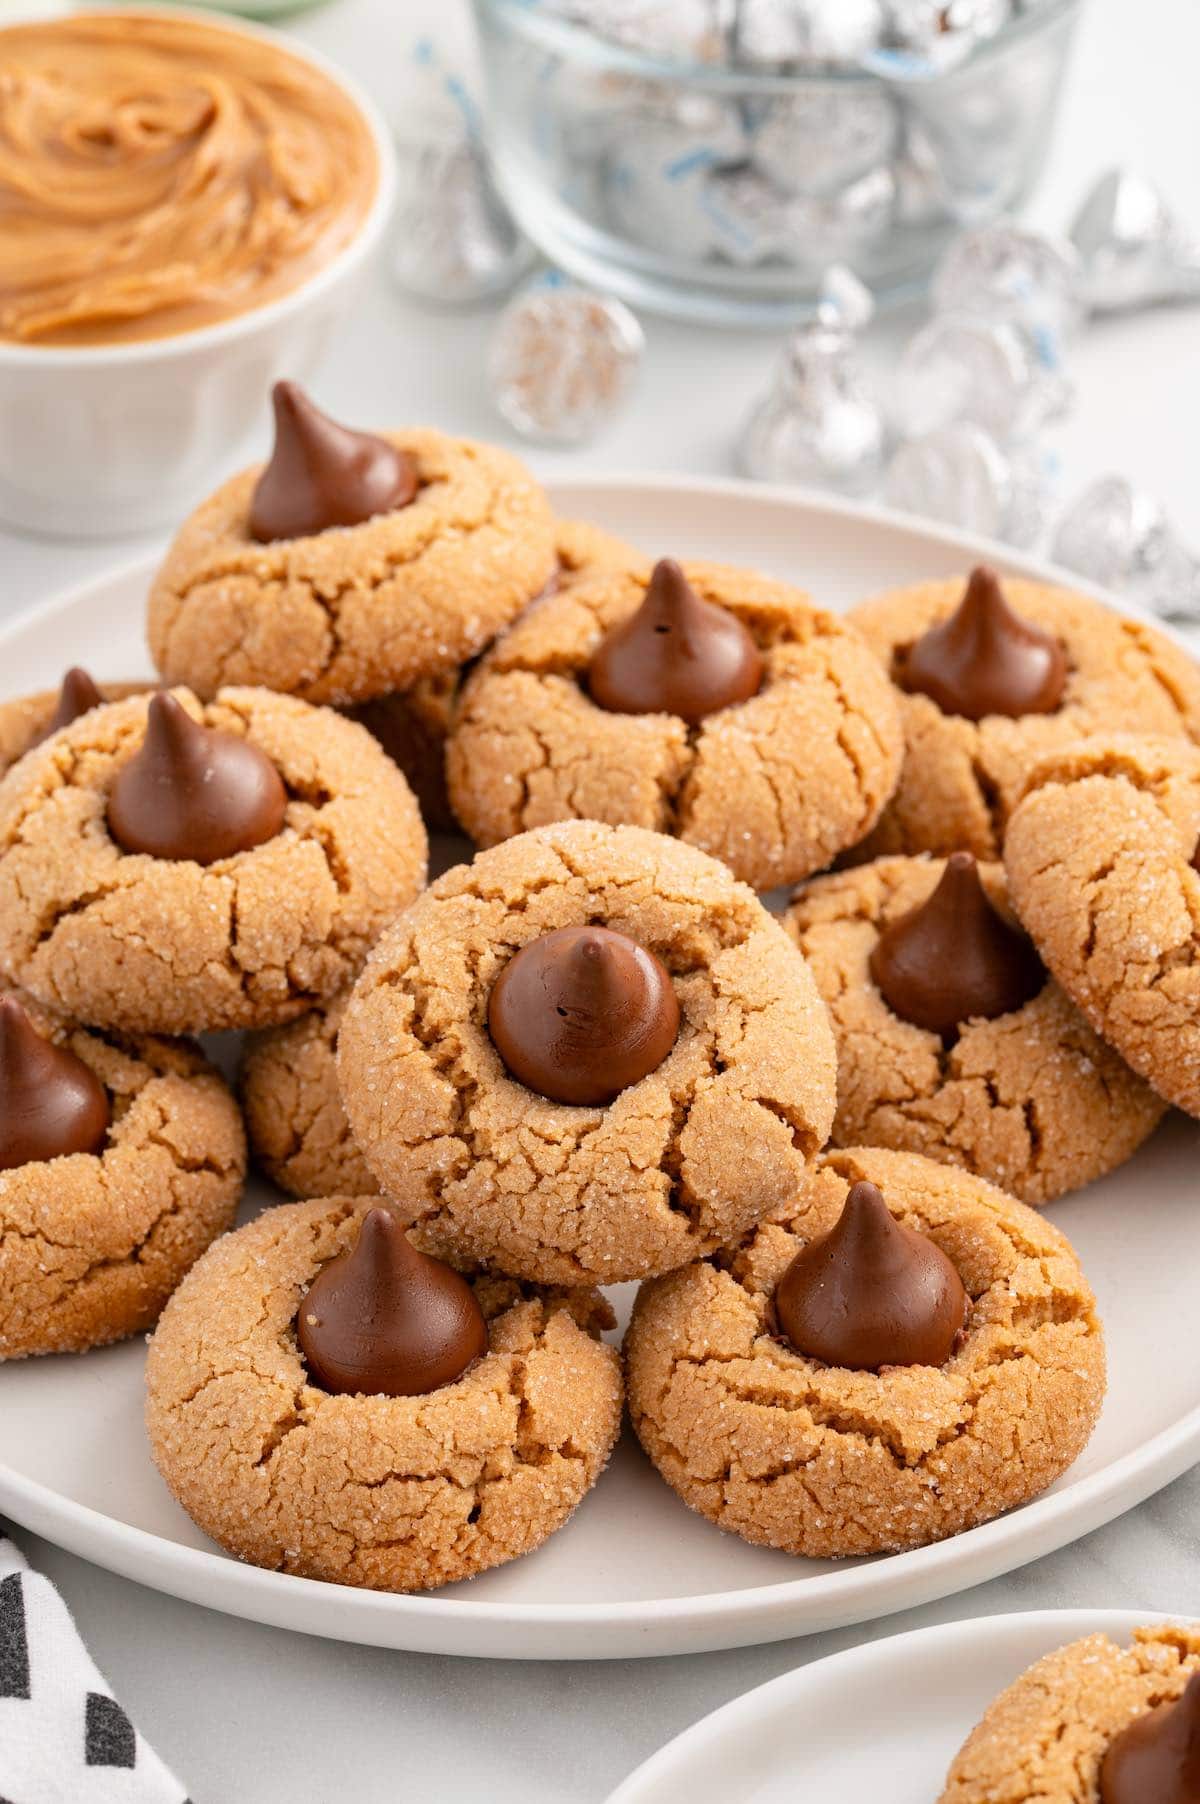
471,0 -> 1082,327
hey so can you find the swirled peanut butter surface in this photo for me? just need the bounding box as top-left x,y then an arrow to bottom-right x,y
0,13 -> 379,346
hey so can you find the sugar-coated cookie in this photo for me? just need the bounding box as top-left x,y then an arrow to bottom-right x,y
848,570 -> 1200,859
147,409 -> 557,706
626,1146 -> 1105,1557
0,688 -> 427,1034
786,854 -> 1165,1202
447,559 -> 903,891
240,992 -> 377,1201
0,992 -> 245,1358
1005,734 -> 1200,1118
145,1197 -> 623,1593
939,1624 -> 1200,1802
345,518 -> 644,833
337,821 -> 837,1286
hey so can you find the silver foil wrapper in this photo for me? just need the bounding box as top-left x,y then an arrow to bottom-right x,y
1051,476 -> 1200,634
1069,168 -> 1200,314
488,274 -> 645,444
884,421 -> 1051,547
392,43 -> 533,305
931,222 -> 1084,350
895,311 -> 1071,444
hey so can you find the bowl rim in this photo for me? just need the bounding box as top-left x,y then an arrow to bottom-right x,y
471,0 -> 1082,92
0,4 -> 398,369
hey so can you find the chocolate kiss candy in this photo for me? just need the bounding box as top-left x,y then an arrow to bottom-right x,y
775,1180 -> 968,1372
297,1208 -> 488,1397
588,559 -> 764,725
488,924 -> 680,1106
39,668 -> 105,741
870,852 -> 1045,1037
1101,1671 -> 1200,1804
107,693 -> 287,865
249,381 -> 419,543
0,995 -> 109,1173
895,565 -> 1067,721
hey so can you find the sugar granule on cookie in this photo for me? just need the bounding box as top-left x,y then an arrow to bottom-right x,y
0,991 -> 246,1359
627,1145 -> 1106,1558
145,1197 -> 623,1593
447,559 -> 903,891
337,821 -> 836,1286
938,1624 -> 1200,1803
0,687 -> 428,1035
848,568 -> 1200,860
786,853 -> 1164,1203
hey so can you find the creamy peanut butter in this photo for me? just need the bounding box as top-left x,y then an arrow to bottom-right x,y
0,12 -> 379,347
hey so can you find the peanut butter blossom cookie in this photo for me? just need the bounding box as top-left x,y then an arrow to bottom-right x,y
240,991 -> 378,1201
848,566 -> 1200,859
0,991 -> 245,1358
1005,735 -> 1200,1118
337,820 -> 837,1286
786,851 -> 1165,1202
344,518 -> 644,832
147,383 -> 557,707
0,687 -> 427,1035
626,1145 -> 1105,1558
939,1624 -> 1200,1803
0,668 -> 150,780
447,557 -> 903,891
145,1197 -> 622,1592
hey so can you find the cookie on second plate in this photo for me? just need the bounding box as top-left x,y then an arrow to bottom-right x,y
447,557 -> 903,891
0,687 -> 427,1035
0,991 -> 245,1358
337,820 -> 837,1286
240,992 -> 378,1201
0,668 -> 149,779
147,384 -> 557,706
848,566 -> 1200,860
1005,734 -> 1200,1118
344,518 -> 645,832
145,1197 -> 623,1593
627,1145 -> 1105,1558
939,1623 -> 1200,1803
785,851 -> 1165,1203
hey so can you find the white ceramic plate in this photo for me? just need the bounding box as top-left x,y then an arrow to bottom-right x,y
606,1607 -> 1181,1801
1,477 -> 1198,1662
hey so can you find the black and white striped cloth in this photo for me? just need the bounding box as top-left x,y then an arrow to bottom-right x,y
0,1532 -> 189,1803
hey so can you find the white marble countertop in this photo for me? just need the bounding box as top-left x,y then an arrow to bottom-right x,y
4,0 -> 1200,1798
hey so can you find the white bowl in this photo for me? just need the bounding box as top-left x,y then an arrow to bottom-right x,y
0,9 -> 397,540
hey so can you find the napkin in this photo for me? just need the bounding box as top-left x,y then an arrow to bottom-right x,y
0,1531 -> 190,1803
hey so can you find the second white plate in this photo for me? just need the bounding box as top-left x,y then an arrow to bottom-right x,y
1,476 -> 1198,1660
607,1608 -> 1178,1801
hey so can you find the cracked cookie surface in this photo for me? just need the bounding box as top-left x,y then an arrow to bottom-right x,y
0,687 -> 428,1034
626,1145 -> 1105,1557
785,855 -> 1164,1202
446,562 -> 903,891
847,579 -> 1200,860
939,1624 -> 1200,1802
345,517 -> 645,833
337,821 -> 837,1286
0,992 -> 245,1358
146,431 -> 557,706
241,991 -> 378,1201
144,1196 -> 623,1592
0,680 -> 148,780
1005,734 -> 1200,1117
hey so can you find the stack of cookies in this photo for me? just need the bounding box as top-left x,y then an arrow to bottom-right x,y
1,382 -> 1197,1598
